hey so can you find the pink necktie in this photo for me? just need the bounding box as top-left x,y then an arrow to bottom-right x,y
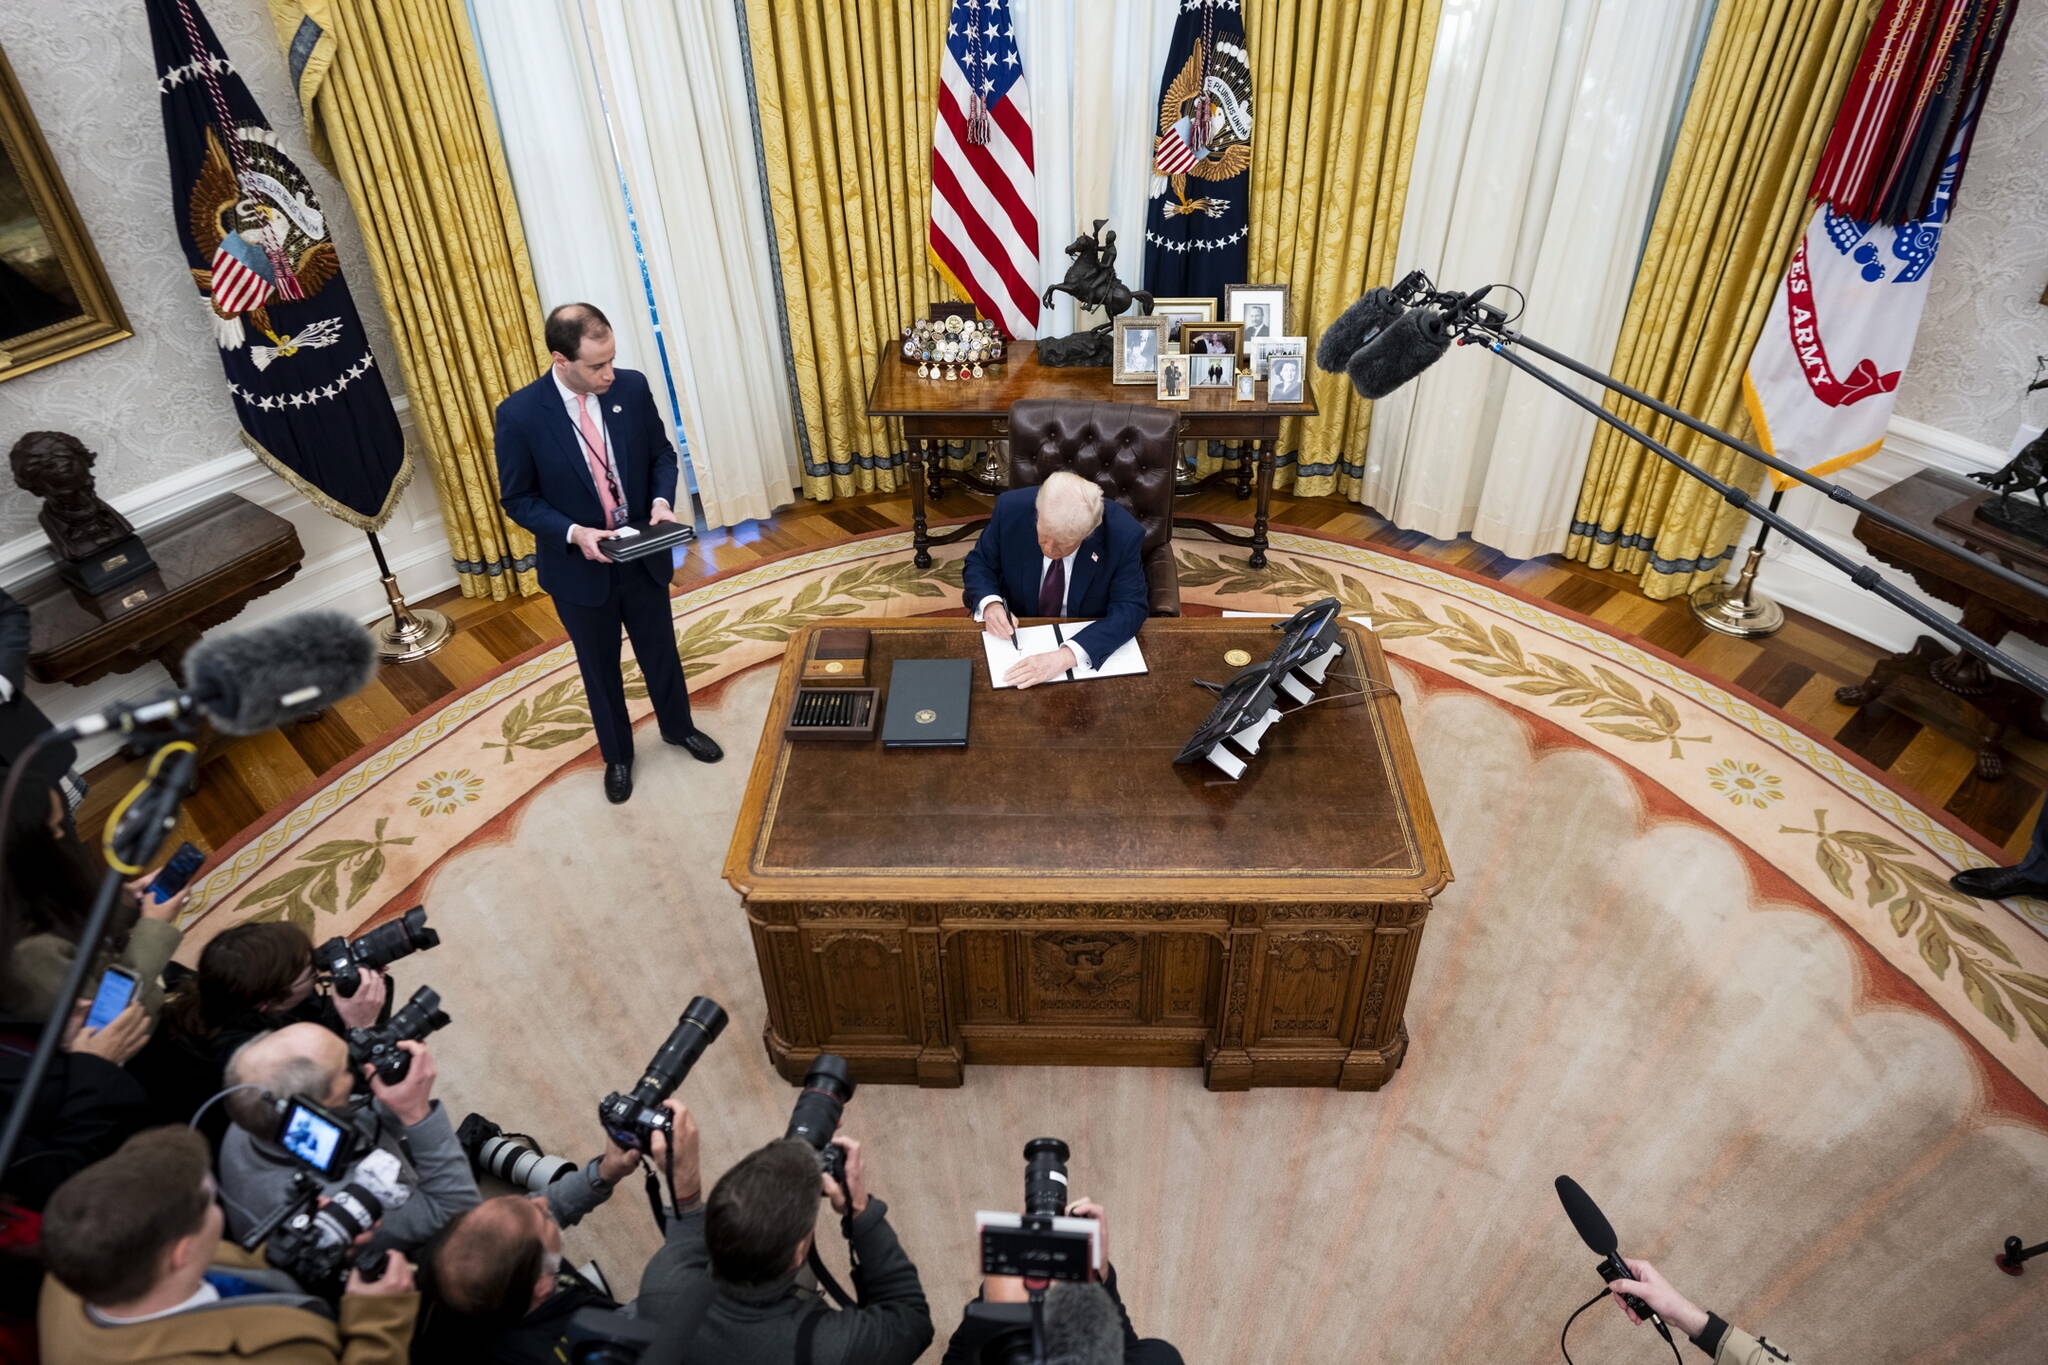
577,394 -> 623,528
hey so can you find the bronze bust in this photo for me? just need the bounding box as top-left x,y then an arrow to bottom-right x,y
9,430 -> 136,561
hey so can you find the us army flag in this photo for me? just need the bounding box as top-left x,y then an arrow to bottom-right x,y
147,0 -> 409,530
1742,135 -> 1964,489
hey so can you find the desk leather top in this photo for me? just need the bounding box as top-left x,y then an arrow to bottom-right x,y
726,618 -> 1446,902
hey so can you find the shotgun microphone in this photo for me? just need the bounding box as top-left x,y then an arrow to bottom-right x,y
1345,305 -> 1454,399
1555,1176 -> 1674,1346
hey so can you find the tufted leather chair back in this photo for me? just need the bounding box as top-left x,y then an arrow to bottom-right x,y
1007,400 -> 1181,616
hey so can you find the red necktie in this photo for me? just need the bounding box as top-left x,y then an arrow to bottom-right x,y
1038,557 -> 1064,617
576,394 -> 624,528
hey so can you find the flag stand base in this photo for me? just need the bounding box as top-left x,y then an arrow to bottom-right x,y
365,531 -> 452,663
1690,492 -> 1786,639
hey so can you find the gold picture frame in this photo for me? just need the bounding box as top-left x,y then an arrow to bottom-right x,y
1180,321 -> 1244,360
1111,315 -> 1166,384
0,46 -> 131,383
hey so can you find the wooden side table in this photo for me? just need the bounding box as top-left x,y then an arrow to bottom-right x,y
865,338 -> 1318,570
1835,468 -> 2048,779
20,494 -> 305,689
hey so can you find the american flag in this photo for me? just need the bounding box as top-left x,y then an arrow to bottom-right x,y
929,0 -> 1039,339
208,233 -> 275,316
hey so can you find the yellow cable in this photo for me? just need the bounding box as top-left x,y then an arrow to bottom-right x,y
100,740 -> 197,876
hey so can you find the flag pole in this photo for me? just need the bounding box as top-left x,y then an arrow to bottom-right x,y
365,530 -> 452,663
1690,488 -> 1788,639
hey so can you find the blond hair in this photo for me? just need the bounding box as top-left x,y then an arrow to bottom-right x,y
1035,471 -> 1103,544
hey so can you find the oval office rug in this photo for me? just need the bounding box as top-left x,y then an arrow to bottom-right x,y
174,524 -> 2048,1361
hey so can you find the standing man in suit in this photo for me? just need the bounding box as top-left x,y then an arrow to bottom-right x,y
963,472 -> 1149,689
495,303 -> 721,804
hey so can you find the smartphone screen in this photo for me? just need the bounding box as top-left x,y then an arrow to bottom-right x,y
84,967 -> 139,1032
278,1102 -> 348,1175
148,842 -> 206,903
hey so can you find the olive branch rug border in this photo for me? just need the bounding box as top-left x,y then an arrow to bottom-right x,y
177,525 -> 2048,1103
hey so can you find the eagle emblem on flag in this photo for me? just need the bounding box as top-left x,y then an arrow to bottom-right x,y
186,124 -> 343,367
1152,38 -> 1252,219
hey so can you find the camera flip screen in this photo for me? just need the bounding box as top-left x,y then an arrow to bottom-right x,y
279,1102 -> 347,1176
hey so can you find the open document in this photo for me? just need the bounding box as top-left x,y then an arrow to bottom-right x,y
982,622 -> 1148,688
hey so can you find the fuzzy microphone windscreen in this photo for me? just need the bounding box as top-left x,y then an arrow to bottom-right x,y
1042,1281 -> 1125,1365
1345,306 -> 1453,400
182,610 -> 378,734
1315,286 -> 1405,372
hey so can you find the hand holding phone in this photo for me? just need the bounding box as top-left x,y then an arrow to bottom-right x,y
84,966 -> 139,1033
146,842 -> 206,904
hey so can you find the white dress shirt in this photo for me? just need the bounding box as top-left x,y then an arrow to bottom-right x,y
976,546 -> 1093,669
551,369 -> 668,540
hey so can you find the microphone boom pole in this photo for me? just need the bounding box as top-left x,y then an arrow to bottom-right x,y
1475,336 -> 2048,703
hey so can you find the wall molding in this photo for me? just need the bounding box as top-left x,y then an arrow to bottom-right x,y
6,406 -> 456,770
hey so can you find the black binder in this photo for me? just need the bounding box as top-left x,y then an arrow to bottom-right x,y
882,659 -> 972,747
598,519 -> 698,562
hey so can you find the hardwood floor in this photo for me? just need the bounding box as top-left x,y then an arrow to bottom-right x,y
76,485 -> 2048,869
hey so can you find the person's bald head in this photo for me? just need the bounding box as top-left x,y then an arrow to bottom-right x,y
425,1194 -> 562,1319
1035,471 -> 1103,559
222,1022 -> 351,1133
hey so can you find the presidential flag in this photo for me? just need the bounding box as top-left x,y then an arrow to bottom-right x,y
147,0 -> 409,531
1143,0 -> 1252,303
929,0 -> 1041,339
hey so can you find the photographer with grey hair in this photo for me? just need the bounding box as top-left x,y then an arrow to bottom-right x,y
963,470 -> 1151,689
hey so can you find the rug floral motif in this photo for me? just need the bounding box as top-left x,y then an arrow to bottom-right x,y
182,528 -> 2048,1103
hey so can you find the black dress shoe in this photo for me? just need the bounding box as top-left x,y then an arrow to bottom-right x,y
665,730 -> 723,763
604,761 -> 633,804
1948,863 -> 2048,901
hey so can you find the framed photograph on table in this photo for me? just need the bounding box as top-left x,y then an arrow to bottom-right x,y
1112,315 -> 1166,384
1191,353 -> 1235,389
1181,322 -> 1243,359
1149,297 -> 1215,348
1235,372 -> 1256,402
1156,353 -> 1191,401
1266,354 -> 1307,405
1246,335 -> 1307,380
1226,284 -> 1290,341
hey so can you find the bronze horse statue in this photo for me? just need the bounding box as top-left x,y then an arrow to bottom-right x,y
1042,220 -> 1152,322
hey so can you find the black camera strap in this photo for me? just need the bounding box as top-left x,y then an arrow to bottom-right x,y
796,1308 -> 825,1365
805,1245 -> 854,1311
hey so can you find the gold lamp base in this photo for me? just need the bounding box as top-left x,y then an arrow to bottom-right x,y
371,573 -> 453,663
1688,540 -> 1785,639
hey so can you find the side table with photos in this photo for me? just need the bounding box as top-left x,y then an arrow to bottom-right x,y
867,290 -> 1315,570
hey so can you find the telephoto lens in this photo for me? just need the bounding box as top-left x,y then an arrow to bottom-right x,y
1022,1137 -> 1071,1218
316,905 -> 440,998
785,1054 -> 856,1186
458,1113 -> 578,1193
347,985 -> 451,1085
597,996 -> 728,1150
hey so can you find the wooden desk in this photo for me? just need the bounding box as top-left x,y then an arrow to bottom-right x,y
1836,468 -> 2048,779
724,617 -> 1449,1091
865,339 -> 1318,571
21,494 -> 304,688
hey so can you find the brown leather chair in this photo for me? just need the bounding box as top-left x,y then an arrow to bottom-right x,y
1005,399 -> 1181,617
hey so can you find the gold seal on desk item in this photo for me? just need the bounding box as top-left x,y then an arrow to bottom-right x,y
823,661 -> 844,674
914,708 -> 937,724
1223,648 -> 1252,667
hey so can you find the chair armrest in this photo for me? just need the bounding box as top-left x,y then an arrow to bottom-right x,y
1145,544 -> 1181,618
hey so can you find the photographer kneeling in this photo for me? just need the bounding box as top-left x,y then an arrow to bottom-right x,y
636,1129 -> 933,1365
417,1098 -> 688,1363
37,1126 -> 416,1363
218,1021 -> 479,1254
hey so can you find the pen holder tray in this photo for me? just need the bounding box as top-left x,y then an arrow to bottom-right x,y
783,686 -> 879,742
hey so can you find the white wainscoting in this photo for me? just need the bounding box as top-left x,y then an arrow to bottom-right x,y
1752,413 -> 2048,679
5,414 -> 454,770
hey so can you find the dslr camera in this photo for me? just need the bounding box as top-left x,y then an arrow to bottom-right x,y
346,984 -> 450,1084
598,996 -> 727,1150
316,904 -> 439,998
784,1053 -> 855,1189
239,1094 -> 412,1295
954,1139 -> 1106,1364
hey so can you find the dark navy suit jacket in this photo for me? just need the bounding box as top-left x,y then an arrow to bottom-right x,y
961,486 -> 1149,667
495,368 -> 678,608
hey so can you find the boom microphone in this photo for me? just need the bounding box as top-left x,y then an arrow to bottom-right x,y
1040,1281 -> 1124,1365
1316,287 -> 1405,373
1555,1176 -> 1673,1344
63,611 -> 378,739
1346,305 -> 1453,399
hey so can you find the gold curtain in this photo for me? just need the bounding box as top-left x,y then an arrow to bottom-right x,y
743,0 -> 948,501
1236,0 -> 1441,498
270,0 -> 546,598
1564,0 -> 1878,598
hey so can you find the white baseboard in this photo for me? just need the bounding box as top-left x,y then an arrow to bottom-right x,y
5,411 -> 454,771
1752,413 -> 2048,679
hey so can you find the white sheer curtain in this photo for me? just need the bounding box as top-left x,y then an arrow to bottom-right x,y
1360,0 -> 1707,558
468,0 -> 800,530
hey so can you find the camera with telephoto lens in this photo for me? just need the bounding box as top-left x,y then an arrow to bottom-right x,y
262,1148 -> 410,1293
347,985 -> 450,1085
316,905 -> 439,998
784,1053 -> 855,1189
955,1139 -> 1100,1365
597,996 -> 727,1150
457,1112 -> 578,1193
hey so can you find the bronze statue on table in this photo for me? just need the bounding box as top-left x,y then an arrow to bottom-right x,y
9,431 -> 157,594
1037,220 -> 1155,368
1971,430 -> 2048,547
